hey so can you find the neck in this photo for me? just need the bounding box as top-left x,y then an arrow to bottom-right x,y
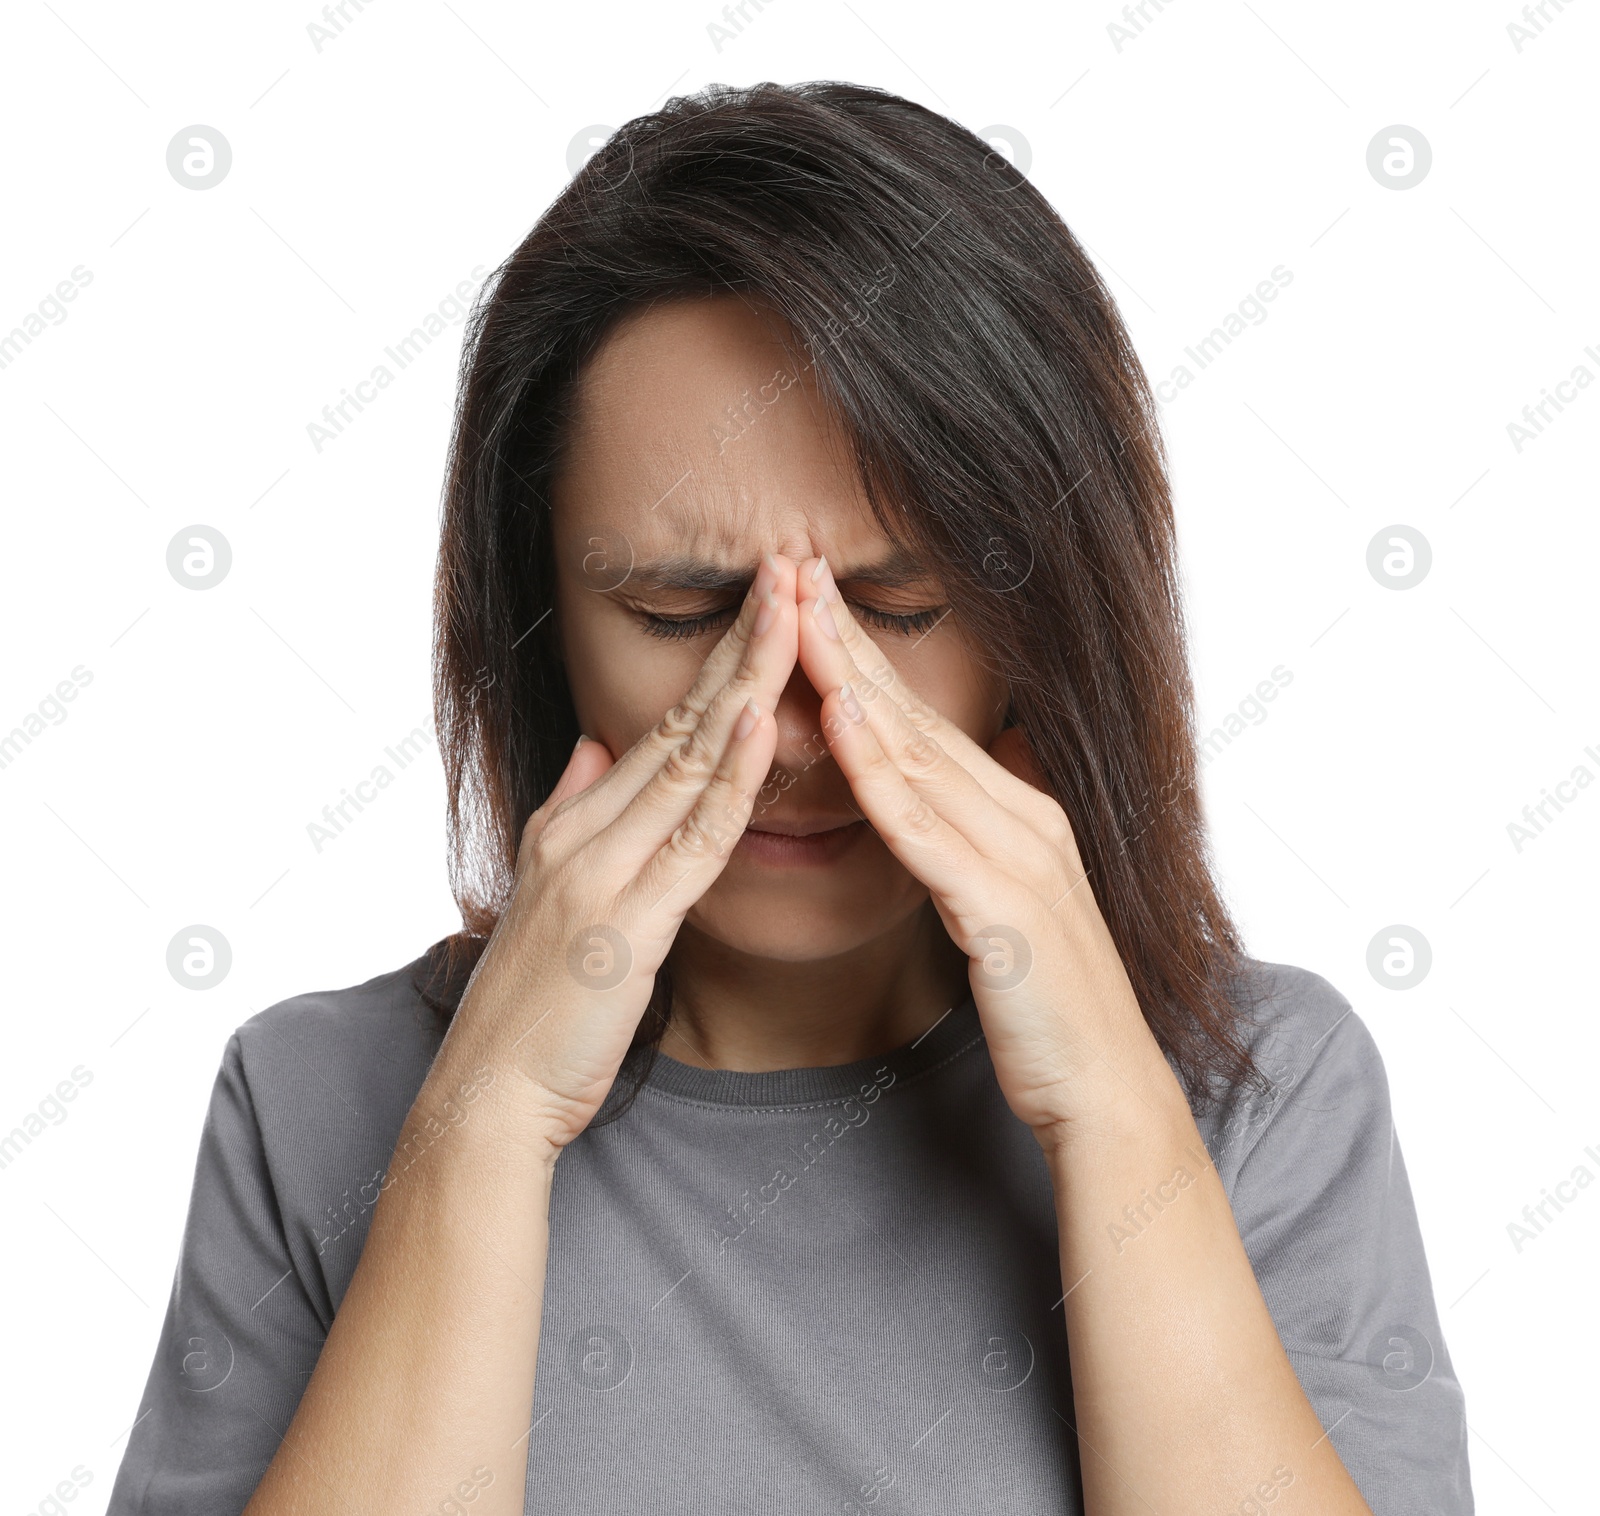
661,901 -> 970,1072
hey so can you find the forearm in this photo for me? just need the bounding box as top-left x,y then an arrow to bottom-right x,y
243,1054 -> 557,1516
1045,1060 -> 1372,1516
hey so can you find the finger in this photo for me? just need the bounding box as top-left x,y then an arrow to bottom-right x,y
797,582 -> 1051,882
523,735 -> 615,846
795,556 -> 1052,831
624,693 -> 777,918
814,678 -> 1003,934
987,725 -> 1049,793
589,556 -> 799,868
554,552 -> 796,838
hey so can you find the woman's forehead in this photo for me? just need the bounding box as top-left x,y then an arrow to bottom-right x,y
553,295 -> 899,567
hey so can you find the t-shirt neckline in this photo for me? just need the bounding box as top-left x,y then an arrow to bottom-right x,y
637,992 -> 983,1109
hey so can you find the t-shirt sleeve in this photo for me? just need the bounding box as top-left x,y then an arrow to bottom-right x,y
106,1031 -> 328,1515
1223,991 -> 1473,1515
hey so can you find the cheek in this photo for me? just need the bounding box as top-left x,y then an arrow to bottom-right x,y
562,604 -> 709,748
875,634 -> 1005,742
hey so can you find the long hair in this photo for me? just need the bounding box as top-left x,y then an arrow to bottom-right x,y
414,79 -> 1262,1107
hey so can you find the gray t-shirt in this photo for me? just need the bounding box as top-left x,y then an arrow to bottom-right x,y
106,952 -> 1472,1514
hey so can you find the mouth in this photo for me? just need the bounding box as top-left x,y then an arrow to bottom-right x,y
736,816 -> 866,865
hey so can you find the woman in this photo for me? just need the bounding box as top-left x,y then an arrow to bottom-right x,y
108,81 -> 1472,1515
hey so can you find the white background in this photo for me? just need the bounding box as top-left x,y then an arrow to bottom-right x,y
1,1 -> 1594,1510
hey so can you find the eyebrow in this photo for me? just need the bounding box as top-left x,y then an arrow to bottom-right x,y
629,546 -> 932,593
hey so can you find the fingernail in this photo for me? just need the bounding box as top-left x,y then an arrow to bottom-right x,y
751,553 -> 782,604
811,555 -> 839,604
754,586 -> 779,637
838,682 -> 863,722
573,734 -> 588,754
734,699 -> 760,741
810,593 -> 840,640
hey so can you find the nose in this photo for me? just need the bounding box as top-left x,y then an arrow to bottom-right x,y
768,654 -> 830,782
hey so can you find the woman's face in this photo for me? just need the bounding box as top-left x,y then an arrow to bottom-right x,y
551,294 -> 1009,961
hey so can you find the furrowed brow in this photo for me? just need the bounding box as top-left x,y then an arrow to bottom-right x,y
629,546 -> 932,593
631,557 -> 752,593
833,547 -> 932,588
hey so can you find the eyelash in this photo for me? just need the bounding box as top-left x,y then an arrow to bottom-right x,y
640,603 -> 948,642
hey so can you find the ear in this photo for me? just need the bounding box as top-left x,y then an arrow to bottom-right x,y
986,724 -> 1049,794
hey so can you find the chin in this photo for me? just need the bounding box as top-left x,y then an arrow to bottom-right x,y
686,856 -> 926,963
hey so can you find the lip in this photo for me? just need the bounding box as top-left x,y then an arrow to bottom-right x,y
745,816 -> 861,837
736,818 -> 865,865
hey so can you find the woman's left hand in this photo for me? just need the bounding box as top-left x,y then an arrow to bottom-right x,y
795,555 -> 1179,1149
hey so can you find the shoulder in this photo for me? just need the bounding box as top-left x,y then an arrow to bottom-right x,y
1228,954 -> 1379,1078
1199,955 -> 1392,1184
217,948 -> 447,1210
203,947 -> 448,1316
229,949 -> 444,1112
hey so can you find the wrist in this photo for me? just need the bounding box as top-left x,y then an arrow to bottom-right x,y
1030,1056 -> 1196,1166
414,1055 -> 567,1180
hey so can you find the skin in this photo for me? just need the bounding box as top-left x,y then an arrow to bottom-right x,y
550,293 -> 997,1071
242,295 -> 1372,1516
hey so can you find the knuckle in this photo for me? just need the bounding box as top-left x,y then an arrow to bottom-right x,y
695,787 -> 749,857
517,815 -> 552,870
523,828 -> 556,875
669,811 -> 721,860
534,799 -> 580,855
899,795 -> 941,836
899,729 -> 941,776
661,735 -> 711,789
657,700 -> 699,744
857,738 -> 893,781
727,661 -> 763,701
1044,807 -> 1077,853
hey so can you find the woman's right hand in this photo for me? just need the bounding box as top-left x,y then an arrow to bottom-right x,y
432,552 -> 801,1159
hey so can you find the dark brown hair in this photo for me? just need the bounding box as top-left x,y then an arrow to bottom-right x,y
414,79 -> 1262,1104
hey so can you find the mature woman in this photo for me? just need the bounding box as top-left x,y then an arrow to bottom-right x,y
108,81 -> 1472,1515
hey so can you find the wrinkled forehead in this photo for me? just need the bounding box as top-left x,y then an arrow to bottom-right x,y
550,293 -> 895,573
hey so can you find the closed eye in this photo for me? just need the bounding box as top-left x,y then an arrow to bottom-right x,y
639,603 -> 949,642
